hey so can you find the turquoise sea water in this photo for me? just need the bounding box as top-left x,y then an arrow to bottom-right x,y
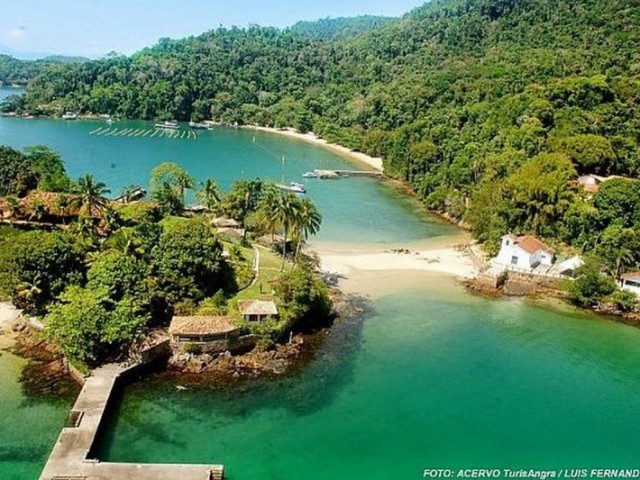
97,294 -> 640,479
0,115 -> 452,244
1,87 -> 640,479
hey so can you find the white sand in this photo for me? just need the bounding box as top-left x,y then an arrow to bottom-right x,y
315,239 -> 478,296
243,125 -> 384,172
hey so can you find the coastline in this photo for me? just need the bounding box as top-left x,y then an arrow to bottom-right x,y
242,125 -> 384,172
314,235 -> 479,297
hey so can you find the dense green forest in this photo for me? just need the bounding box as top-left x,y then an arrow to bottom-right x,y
0,146 -> 330,365
290,15 -> 394,40
6,0 -> 640,279
0,54 -> 87,85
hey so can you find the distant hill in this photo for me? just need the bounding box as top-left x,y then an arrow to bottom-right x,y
41,55 -> 91,64
289,15 -> 395,40
0,53 -> 88,85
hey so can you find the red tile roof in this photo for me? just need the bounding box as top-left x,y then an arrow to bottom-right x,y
620,272 -> 640,281
515,235 -> 554,255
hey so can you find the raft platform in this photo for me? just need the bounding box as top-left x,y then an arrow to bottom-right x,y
313,169 -> 382,179
39,363 -> 224,480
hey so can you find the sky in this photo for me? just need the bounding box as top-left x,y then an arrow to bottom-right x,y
1,0 -> 428,58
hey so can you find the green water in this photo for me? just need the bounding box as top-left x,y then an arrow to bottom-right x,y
1,88 -> 640,478
95,294 -> 640,479
0,345 -> 75,480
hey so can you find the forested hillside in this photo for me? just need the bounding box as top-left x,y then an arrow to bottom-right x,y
0,54 -> 87,85
11,0 -> 640,276
290,16 -> 394,40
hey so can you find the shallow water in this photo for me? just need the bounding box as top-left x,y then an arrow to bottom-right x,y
97,292 -> 640,479
0,341 -> 75,480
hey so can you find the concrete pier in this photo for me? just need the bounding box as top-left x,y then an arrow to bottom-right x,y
39,363 -> 223,480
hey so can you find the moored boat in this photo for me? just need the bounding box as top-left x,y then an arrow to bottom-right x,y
155,120 -> 179,129
277,182 -> 306,194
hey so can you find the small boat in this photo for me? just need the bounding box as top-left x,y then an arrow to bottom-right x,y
155,120 -> 179,130
176,385 -> 187,391
62,112 -> 78,120
188,121 -> 207,129
278,182 -> 306,194
302,171 -> 318,178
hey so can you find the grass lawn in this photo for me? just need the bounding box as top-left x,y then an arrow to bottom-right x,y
235,244 -> 291,300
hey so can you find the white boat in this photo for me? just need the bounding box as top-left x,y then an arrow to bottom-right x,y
155,120 -> 179,130
278,182 -> 306,194
62,112 -> 78,120
302,171 -> 318,178
188,121 -> 207,129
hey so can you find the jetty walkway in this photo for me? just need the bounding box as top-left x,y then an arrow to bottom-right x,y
39,362 -> 224,480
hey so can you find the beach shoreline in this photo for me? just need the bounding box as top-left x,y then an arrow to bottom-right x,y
242,125 -> 384,172
313,236 -> 479,297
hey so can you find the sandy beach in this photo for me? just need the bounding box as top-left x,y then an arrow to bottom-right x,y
243,125 -> 384,172
315,237 -> 479,296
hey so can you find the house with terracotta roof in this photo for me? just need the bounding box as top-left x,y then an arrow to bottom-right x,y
495,234 -> 555,270
620,272 -> 640,297
238,299 -> 279,322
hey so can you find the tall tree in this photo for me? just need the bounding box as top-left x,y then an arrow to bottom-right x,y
196,178 -> 223,211
292,197 -> 322,261
75,174 -> 110,217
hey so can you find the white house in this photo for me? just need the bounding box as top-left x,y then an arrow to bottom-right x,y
620,272 -> 640,297
495,234 -> 555,270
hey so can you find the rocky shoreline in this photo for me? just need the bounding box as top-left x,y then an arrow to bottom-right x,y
4,289 -> 370,392
464,275 -> 640,326
163,290 -> 370,385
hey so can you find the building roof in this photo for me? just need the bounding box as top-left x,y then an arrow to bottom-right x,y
212,217 -> 239,228
557,256 -> 584,273
515,235 -> 555,255
169,316 -> 239,336
238,299 -> 279,316
620,272 -> 640,281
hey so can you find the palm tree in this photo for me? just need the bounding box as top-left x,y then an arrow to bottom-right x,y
106,228 -> 144,260
55,194 -> 71,224
269,192 -> 301,271
75,174 -> 110,217
256,187 -> 282,241
100,207 -> 122,234
196,179 -> 223,212
292,198 -> 322,261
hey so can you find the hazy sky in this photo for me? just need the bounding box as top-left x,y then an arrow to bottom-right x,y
2,0 -> 427,57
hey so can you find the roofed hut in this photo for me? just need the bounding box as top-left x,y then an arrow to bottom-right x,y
238,300 -> 279,322
169,316 -> 241,343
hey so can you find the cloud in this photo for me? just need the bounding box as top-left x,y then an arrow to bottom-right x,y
7,26 -> 27,41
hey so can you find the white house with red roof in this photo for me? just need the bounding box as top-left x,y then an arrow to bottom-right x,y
495,234 -> 555,270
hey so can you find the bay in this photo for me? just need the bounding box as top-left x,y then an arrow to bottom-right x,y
1,86 -> 640,479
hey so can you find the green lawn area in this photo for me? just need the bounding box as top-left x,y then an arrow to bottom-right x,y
235,244 -> 290,300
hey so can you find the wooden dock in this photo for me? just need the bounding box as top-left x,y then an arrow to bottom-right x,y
39,363 -> 224,480
313,169 -> 382,179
